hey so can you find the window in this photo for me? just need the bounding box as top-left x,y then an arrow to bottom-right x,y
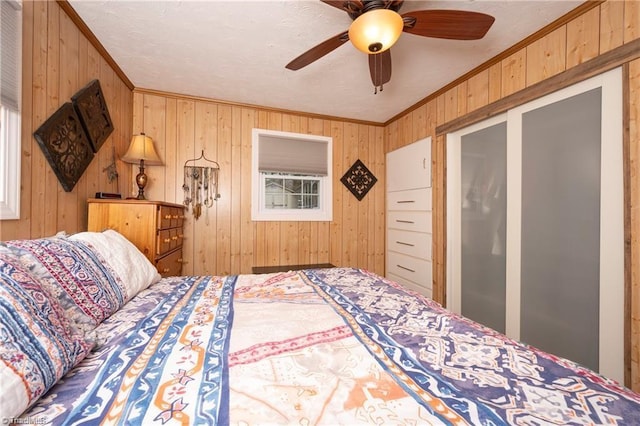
0,0 -> 21,220
252,128 -> 332,221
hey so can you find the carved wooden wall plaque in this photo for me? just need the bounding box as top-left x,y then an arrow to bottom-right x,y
33,102 -> 94,192
71,79 -> 114,153
340,159 -> 377,201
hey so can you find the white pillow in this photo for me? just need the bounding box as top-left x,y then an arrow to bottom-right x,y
70,230 -> 161,299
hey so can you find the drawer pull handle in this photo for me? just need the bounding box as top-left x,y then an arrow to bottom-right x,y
164,238 -> 171,243
177,258 -> 184,263
172,236 -> 178,240
164,214 -> 172,220
397,264 -> 415,273
173,215 -> 179,219
397,200 -> 415,204
162,268 -> 170,273
396,219 -> 414,224
396,241 -> 414,247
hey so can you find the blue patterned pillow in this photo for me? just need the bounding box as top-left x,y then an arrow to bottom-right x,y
1,237 -> 128,338
0,252 -> 93,418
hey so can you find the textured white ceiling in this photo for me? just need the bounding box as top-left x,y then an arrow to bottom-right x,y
68,0 -> 583,123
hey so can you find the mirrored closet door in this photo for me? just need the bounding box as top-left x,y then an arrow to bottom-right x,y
447,68 -> 624,383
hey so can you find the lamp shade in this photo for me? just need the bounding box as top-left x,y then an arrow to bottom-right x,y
121,133 -> 163,165
348,9 -> 404,54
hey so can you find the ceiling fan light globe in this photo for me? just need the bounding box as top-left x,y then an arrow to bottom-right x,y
348,9 -> 403,54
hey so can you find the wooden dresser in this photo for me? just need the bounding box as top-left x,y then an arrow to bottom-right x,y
87,199 -> 186,277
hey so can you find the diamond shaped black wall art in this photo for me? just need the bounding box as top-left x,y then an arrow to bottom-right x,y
340,159 -> 377,201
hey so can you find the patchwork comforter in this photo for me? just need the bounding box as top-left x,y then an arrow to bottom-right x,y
20,267 -> 640,425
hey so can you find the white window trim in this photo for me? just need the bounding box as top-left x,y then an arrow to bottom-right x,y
252,128 -> 332,221
0,106 -> 21,219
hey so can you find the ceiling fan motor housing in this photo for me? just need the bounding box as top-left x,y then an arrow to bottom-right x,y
361,0 -> 401,13
344,0 -> 401,20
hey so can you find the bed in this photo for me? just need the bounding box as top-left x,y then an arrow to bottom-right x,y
1,231 -> 640,425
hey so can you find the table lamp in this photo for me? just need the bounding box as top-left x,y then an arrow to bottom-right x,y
121,133 -> 163,200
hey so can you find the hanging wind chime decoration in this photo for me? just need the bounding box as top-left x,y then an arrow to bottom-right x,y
182,150 -> 220,220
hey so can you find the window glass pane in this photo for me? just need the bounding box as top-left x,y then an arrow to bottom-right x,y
265,193 -> 285,209
262,174 -> 321,210
303,181 -> 318,194
285,179 -> 301,193
265,178 -> 282,194
305,195 -> 319,209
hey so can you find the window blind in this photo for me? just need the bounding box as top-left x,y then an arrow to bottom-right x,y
258,135 -> 328,176
1,0 -> 21,111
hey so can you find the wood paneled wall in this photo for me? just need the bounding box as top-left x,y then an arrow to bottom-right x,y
131,90 -> 386,277
383,0 -> 640,391
0,1 -> 133,241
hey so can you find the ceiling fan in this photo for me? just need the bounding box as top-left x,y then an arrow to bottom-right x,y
285,0 -> 495,93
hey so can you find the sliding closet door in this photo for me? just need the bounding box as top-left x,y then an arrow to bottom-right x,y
448,68 -> 624,383
507,68 -> 624,381
449,119 -> 507,333
519,89 -> 602,372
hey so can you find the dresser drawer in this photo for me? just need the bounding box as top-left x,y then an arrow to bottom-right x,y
158,206 -> 185,230
387,251 -> 432,288
158,228 -> 184,255
157,229 -> 173,255
156,249 -> 183,277
173,209 -> 185,228
170,228 -> 183,250
158,205 -> 173,229
387,211 -> 432,233
388,229 -> 431,259
387,188 -> 431,211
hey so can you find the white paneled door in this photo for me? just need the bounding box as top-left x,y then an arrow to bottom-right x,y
447,68 -> 624,383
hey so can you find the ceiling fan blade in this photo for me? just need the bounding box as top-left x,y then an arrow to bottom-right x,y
286,31 -> 350,71
402,10 -> 495,40
369,50 -> 392,87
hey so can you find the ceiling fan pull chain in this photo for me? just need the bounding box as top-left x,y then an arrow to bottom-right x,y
373,52 -> 379,94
